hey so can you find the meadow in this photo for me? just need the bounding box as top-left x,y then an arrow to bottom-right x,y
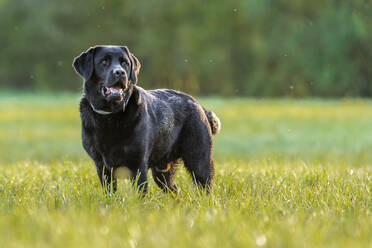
0,92 -> 371,247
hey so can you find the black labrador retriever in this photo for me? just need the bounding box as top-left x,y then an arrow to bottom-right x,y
73,45 -> 221,193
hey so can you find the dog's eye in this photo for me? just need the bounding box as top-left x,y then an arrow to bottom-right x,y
121,61 -> 129,67
101,59 -> 108,65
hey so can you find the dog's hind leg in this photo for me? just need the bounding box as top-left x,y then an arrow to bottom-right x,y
180,118 -> 215,191
182,154 -> 214,191
151,161 -> 179,193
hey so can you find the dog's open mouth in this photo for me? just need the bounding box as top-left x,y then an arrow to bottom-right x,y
101,83 -> 125,102
102,86 -> 123,96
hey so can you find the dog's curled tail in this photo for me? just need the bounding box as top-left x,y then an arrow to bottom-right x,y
203,108 -> 221,135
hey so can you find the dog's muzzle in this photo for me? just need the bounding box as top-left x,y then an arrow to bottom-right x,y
101,86 -> 125,102
91,83 -> 132,115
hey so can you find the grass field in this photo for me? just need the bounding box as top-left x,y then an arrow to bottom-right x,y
0,93 -> 371,247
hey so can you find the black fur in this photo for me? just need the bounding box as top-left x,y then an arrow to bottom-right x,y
73,45 -> 221,194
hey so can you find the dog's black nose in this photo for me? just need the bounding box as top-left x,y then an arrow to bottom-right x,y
113,69 -> 125,77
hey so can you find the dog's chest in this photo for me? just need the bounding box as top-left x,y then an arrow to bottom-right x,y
92,120 -> 141,168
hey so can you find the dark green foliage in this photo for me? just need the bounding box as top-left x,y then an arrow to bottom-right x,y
0,0 -> 371,96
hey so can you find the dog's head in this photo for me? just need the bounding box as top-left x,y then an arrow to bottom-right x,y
73,45 -> 141,114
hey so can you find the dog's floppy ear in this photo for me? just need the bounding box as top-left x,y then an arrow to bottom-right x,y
122,46 -> 141,84
73,47 -> 96,81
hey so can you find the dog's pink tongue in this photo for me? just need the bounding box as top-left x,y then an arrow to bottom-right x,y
106,87 -> 120,94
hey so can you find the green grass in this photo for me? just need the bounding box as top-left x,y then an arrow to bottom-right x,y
0,93 -> 371,247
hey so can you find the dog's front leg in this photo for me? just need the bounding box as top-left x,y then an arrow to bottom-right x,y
95,163 -> 117,194
130,163 -> 148,194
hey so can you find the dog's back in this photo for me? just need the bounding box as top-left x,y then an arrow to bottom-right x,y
145,88 -> 221,135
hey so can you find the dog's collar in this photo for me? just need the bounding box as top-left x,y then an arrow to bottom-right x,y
90,103 -> 113,115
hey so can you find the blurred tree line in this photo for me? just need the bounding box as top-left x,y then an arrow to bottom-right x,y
0,0 -> 371,97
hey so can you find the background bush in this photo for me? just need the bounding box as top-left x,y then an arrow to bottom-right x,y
0,0 -> 371,97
